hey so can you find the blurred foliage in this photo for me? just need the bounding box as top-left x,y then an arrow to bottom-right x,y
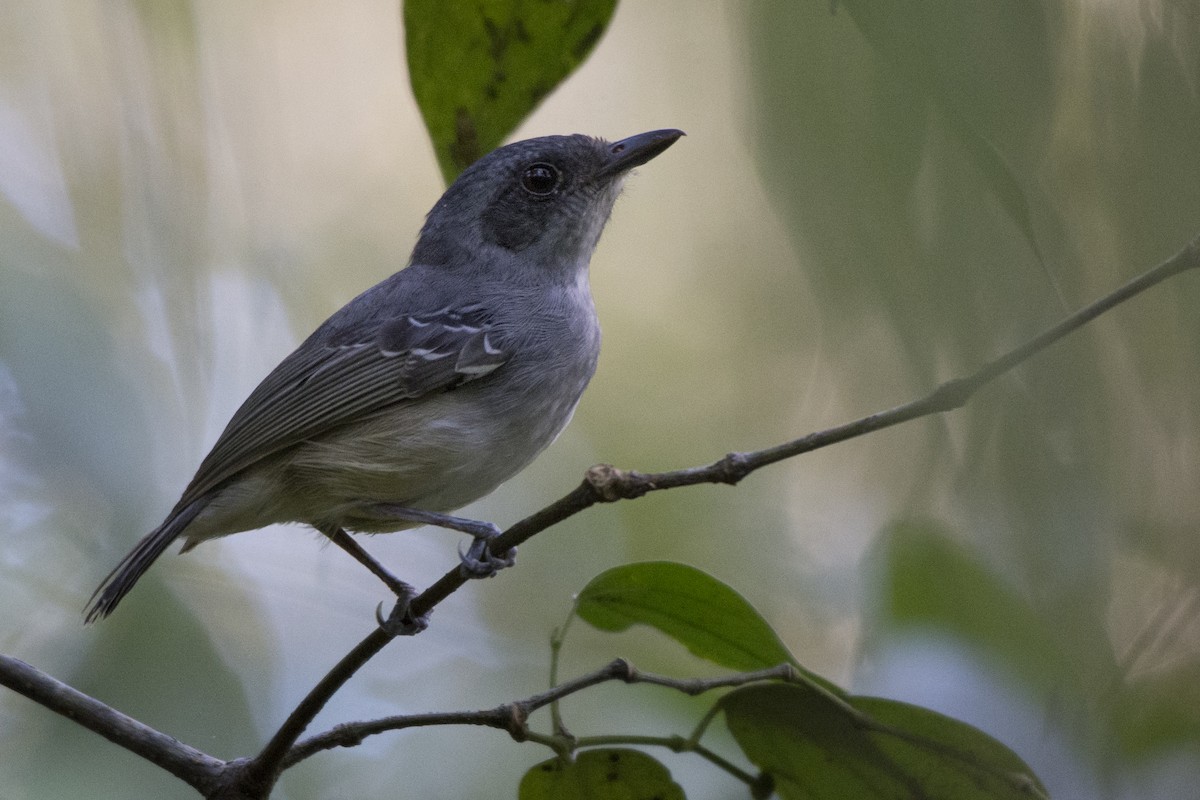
874,520 -> 1071,692
0,1 -> 1198,799
405,0 -> 618,183
744,0 -> 1200,793
872,519 -> 1200,765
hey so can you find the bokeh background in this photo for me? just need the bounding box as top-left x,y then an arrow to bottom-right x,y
2,2 -> 1198,798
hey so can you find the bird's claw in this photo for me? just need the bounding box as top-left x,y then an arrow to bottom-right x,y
458,527 -> 516,579
376,595 -> 429,636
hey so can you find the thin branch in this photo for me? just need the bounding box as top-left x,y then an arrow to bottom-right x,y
283,659 -> 800,768
0,653 -> 226,794
282,658 -> 633,767
548,608 -> 575,737
574,732 -> 763,787
412,230 -> 1200,609
632,664 -> 804,695
239,626 -> 395,789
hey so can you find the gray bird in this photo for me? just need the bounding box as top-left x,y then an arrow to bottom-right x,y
85,128 -> 683,622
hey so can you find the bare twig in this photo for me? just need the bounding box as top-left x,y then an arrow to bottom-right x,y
417,231 -> 1200,599
239,626 -> 395,790
548,607 -> 576,737
573,733 -> 764,787
282,659 -> 801,767
0,653 -> 225,794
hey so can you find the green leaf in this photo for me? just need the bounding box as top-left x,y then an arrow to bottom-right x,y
722,684 -> 1046,800
876,520 -> 1069,692
404,0 -> 618,183
519,749 -> 685,800
574,561 -> 796,673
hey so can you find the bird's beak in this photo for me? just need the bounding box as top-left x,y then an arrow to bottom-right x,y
598,129 -> 685,178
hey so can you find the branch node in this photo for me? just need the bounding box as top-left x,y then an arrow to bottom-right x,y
609,657 -> 637,682
584,464 -> 650,502
500,703 -> 529,742
719,452 -> 752,485
778,663 -> 801,682
328,722 -> 366,748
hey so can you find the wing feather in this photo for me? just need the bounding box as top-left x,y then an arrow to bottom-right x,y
175,304 -> 506,507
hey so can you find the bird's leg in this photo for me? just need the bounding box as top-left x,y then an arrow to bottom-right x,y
319,526 -> 428,634
320,526 -> 415,597
368,504 -> 517,579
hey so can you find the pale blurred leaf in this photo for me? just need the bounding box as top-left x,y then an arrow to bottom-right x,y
874,520 -> 1073,692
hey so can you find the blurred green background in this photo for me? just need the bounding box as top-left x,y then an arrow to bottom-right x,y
1,2 -> 1198,798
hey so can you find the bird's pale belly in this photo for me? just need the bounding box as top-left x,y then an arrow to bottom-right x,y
280,378 -> 584,532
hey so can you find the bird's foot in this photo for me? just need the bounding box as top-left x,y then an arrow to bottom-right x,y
376,591 -> 430,637
458,526 -> 517,579
367,504 -> 516,578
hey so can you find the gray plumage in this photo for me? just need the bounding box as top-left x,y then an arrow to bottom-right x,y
85,129 -> 683,622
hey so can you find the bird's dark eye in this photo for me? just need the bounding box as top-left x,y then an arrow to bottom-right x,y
521,163 -> 561,195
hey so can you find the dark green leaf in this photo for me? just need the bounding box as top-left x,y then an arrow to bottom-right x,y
404,0 -> 618,183
723,684 -> 1046,800
575,561 -> 796,673
519,748 -> 684,800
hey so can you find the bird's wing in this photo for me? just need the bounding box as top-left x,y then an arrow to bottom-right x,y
176,303 -> 507,507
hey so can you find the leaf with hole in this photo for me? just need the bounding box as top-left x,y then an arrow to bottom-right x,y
519,748 -> 684,800
405,0 -> 618,182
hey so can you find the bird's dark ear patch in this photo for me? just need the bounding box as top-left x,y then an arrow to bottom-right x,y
481,171 -> 559,251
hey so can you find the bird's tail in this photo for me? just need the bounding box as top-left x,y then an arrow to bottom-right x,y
83,500 -> 205,623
